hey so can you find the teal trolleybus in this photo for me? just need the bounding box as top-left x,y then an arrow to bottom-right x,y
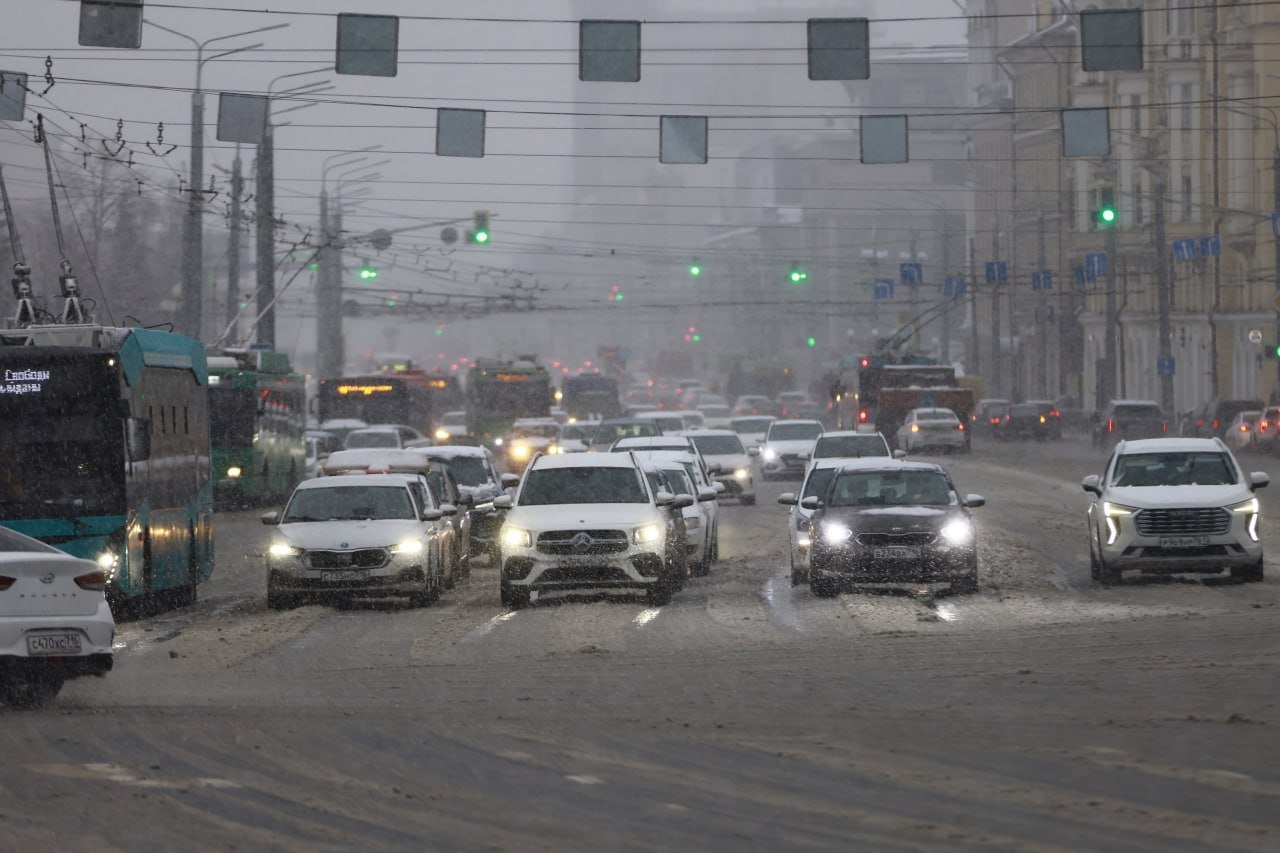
0,324 -> 213,613
207,350 -> 306,508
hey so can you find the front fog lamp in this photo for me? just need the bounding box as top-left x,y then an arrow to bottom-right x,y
822,523 -> 854,545
503,527 -> 533,549
96,551 -> 120,580
226,466 -> 243,479
391,539 -> 425,556
940,519 -> 973,546
1230,498 -> 1261,542
633,524 -> 663,545
435,429 -> 450,441
734,468 -> 749,480
268,541 -> 301,559
1102,502 -> 1135,546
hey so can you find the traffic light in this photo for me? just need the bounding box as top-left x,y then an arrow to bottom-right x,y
807,336 -> 817,348
469,210 -> 490,244
789,261 -> 809,284
359,260 -> 378,281
688,258 -> 702,278
1093,188 -> 1117,228
607,284 -> 623,302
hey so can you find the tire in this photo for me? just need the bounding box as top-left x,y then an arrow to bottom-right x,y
646,578 -> 675,606
500,582 -> 530,609
267,590 -> 298,610
1089,545 -> 1102,581
2,673 -> 64,709
1097,556 -> 1122,586
1231,558 -> 1265,583
810,575 -> 840,598
952,557 -> 979,595
740,495 -> 756,506
790,553 -> 805,587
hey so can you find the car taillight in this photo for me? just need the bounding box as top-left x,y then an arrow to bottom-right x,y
74,571 -> 107,591
0,575 -> 14,591
989,417 -> 1000,425
1213,419 -> 1220,430
1039,415 -> 1047,424
957,423 -> 965,431
1049,410 -> 1060,417
1161,422 -> 1168,433
1241,424 -> 1250,432
1261,421 -> 1270,432
1004,414 -> 1011,422
1108,419 -> 1114,433
858,409 -> 869,423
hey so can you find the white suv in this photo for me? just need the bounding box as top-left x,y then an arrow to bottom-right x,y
495,453 -> 693,608
1082,438 -> 1269,585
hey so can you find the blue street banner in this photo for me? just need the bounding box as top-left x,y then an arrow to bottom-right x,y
900,262 -> 923,285
1157,356 -> 1176,377
1199,235 -> 1221,257
985,260 -> 1008,284
873,278 -> 895,300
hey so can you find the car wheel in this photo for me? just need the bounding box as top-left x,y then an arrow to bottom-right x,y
409,583 -> 439,608
810,576 -> 840,598
1231,558 -> 1265,583
267,590 -> 297,611
740,495 -> 756,506
789,552 -> 805,586
646,578 -> 675,606
2,673 -> 64,709
500,582 -> 530,609
952,556 -> 979,595
1097,556 -> 1122,586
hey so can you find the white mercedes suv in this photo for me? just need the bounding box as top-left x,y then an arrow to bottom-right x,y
495,453 -> 693,608
1082,438 -> 1268,585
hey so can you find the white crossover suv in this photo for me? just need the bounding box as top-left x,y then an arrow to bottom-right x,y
1082,438 -> 1268,585
495,453 -> 692,608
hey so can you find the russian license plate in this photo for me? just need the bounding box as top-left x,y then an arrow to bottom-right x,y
1159,536 -> 1209,548
873,546 -> 921,560
26,633 -> 82,656
323,570 -> 369,583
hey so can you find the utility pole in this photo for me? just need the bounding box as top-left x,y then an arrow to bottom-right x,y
1274,143 -> 1280,399
991,232 -> 1002,396
969,238 -> 981,375
185,88 -> 205,340
316,189 -> 342,380
940,210 -> 951,364
1154,150 -> 1174,414
1209,0 -> 1222,399
225,147 -> 242,331
1102,213 -> 1119,406
1037,207 -> 1048,396
255,123 -> 275,348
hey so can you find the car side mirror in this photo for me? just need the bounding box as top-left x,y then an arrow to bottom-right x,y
777,492 -> 798,506
697,487 -> 719,502
893,449 -> 907,459
455,493 -> 473,507
747,447 -> 760,457
706,462 -> 723,475
260,511 -> 280,526
492,495 -> 514,510
800,496 -> 823,511
1081,474 -> 1102,495
1251,471 -> 1271,490
500,473 -> 521,489
441,503 -> 459,517
675,494 -> 697,509
423,508 -> 444,522
126,417 -> 152,462
712,482 -> 726,494
963,494 -> 986,509
654,490 -> 676,507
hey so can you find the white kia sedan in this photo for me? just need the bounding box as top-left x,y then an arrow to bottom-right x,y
0,526 -> 114,708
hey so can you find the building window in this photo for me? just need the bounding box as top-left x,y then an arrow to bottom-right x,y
1128,95 -> 1143,136
1181,174 -> 1193,220
1133,181 -> 1144,224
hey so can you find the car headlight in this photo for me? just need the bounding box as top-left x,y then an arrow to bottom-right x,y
268,541 -> 301,559
391,539 -> 425,556
435,429 -> 450,441
495,437 -> 505,447
96,551 -> 120,580
510,443 -> 531,460
1101,502 -> 1136,546
503,527 -> 533,549
940,519 -> 973,546
633,524 -> 663,545
762,448 -> 778,462
734,467 -> 749,480
1230,497 -> 1261,542
227,466 -> 243,479
546,444 -> 563,455
822,522 -> 853,545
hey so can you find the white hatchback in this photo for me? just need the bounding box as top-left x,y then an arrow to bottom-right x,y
0,526 -> 114,708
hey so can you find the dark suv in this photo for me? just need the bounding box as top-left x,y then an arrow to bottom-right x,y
1092,400 -> 1166,448
1190,399 -> 1264,439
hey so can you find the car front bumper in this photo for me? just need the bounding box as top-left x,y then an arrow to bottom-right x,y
811,545 -> 974,583
1098,516 -> 1262,573
501,545 -> 668,593
267,552 -> 433,598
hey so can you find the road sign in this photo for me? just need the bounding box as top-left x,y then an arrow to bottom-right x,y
985,261 -> 1008,284
1199,235 -> 1221,257
1249,329 -> 1264,345
943,276 -> 966,298
1031,270 -> 1053,292
1173,238 -> 1198,262
1157,356 -> 1176,377
873,278 -> 895,300
369,229 -> 393,251
899,262 -> 923,285
1085,252 -> 1108,278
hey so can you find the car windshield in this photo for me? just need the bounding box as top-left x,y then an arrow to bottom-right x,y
1113,405 -> 1162,419
829,471 -> 955,507
284,486 -> 417,521
813,436 -> 888,458
663,467 -> 694,495
1009,405 -> 1041,417
431,456 -> 490,488
690,435 -> 745,456
732,418 -> 774,434
520,466 -> 648,505
769,423 -> 822,441
646,416 -> 685,432
560,424 -> 593,440
594,422 -> 660,444
442,412 -> 467,426
699,405 -> 732,418
346,431 -> 400,449
915,409 -> 957,421
1111,452 -> 1238,487
512,424 -> 559,439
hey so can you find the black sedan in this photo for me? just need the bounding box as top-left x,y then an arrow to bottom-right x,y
802,460 -> 984,597
997,403 -> 1053,441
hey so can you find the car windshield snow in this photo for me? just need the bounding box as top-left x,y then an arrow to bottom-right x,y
1111,452 -> 1238,487
284,486 -> 417,521
828,471 -> 954,507
520,467 -> 648,505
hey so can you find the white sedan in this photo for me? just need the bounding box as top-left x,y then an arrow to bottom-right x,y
0,526 -> 114,708
897,408 -> 968,454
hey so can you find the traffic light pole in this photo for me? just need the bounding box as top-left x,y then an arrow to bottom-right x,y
255,122 -> 276,349
1101,222 -> 1119,407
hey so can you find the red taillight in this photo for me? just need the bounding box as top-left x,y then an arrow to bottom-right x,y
1197,419 -> 1204,426
858,409 -> 869,423
989,417 -> 1000,425
1049,410 -> 1060,417
1108,419 -> 1114,433
1213,419 -> 1220,430
957,423 -> 965,431
1004,414 -> 1011,422
1261,421 -> 1270,433
0,575 -> 15,591
74,571 -> 107,591
1162,422 -> 1168,433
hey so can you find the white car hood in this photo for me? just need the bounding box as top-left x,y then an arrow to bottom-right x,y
704,452 -> 751,472
766,439 -> 818,455
507,503 -> 660,531
1104,484 -> 1252,509
278,519 -> 428,549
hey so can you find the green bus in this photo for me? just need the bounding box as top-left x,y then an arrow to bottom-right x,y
466,359 -> 553,443
0,324 -> 213,613
207,350 -> 306,508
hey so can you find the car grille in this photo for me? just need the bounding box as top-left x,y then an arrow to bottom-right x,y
780,454 -> 807,466
855,532 -> 938,547
308,549 -> 389,569
1134,508 -> 1231,537
537,530 -> 630,556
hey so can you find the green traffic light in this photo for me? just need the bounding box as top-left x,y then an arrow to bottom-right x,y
692,333 -> 701,343
807,336 -> 817,348
1100,207 -> 1116,224
474,230 -> 489,244
689,264 -> 701,277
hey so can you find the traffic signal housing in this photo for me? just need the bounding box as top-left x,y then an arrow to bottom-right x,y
1093,188 -> 1117,228
689,258 -> 702,278
789,261 -> 809,284
359,260 -> 379,281
468,210 -> 490,244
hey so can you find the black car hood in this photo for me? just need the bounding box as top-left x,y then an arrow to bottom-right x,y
819,505 -> 959,533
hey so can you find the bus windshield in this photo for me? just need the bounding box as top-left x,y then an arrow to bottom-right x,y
209,387 -> 256,445
0,413 -> 126,519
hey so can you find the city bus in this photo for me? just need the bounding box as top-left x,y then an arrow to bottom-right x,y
373,361 -> 464,430
466,358 -> 553,442
0,324 -> 213,613
317,374 -> 432,435
207,349 -> 306,508
562,373 -> 621,420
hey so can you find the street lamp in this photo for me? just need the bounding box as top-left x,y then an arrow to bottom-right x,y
142,18 -> 289,340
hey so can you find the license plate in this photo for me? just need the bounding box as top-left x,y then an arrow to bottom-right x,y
1159,536 -> 1209,548
873,546 -> 921,560
323,570 -> 369,583
26,633 -> 82,656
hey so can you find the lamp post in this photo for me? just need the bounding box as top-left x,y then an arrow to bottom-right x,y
142,18 -> 289,340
